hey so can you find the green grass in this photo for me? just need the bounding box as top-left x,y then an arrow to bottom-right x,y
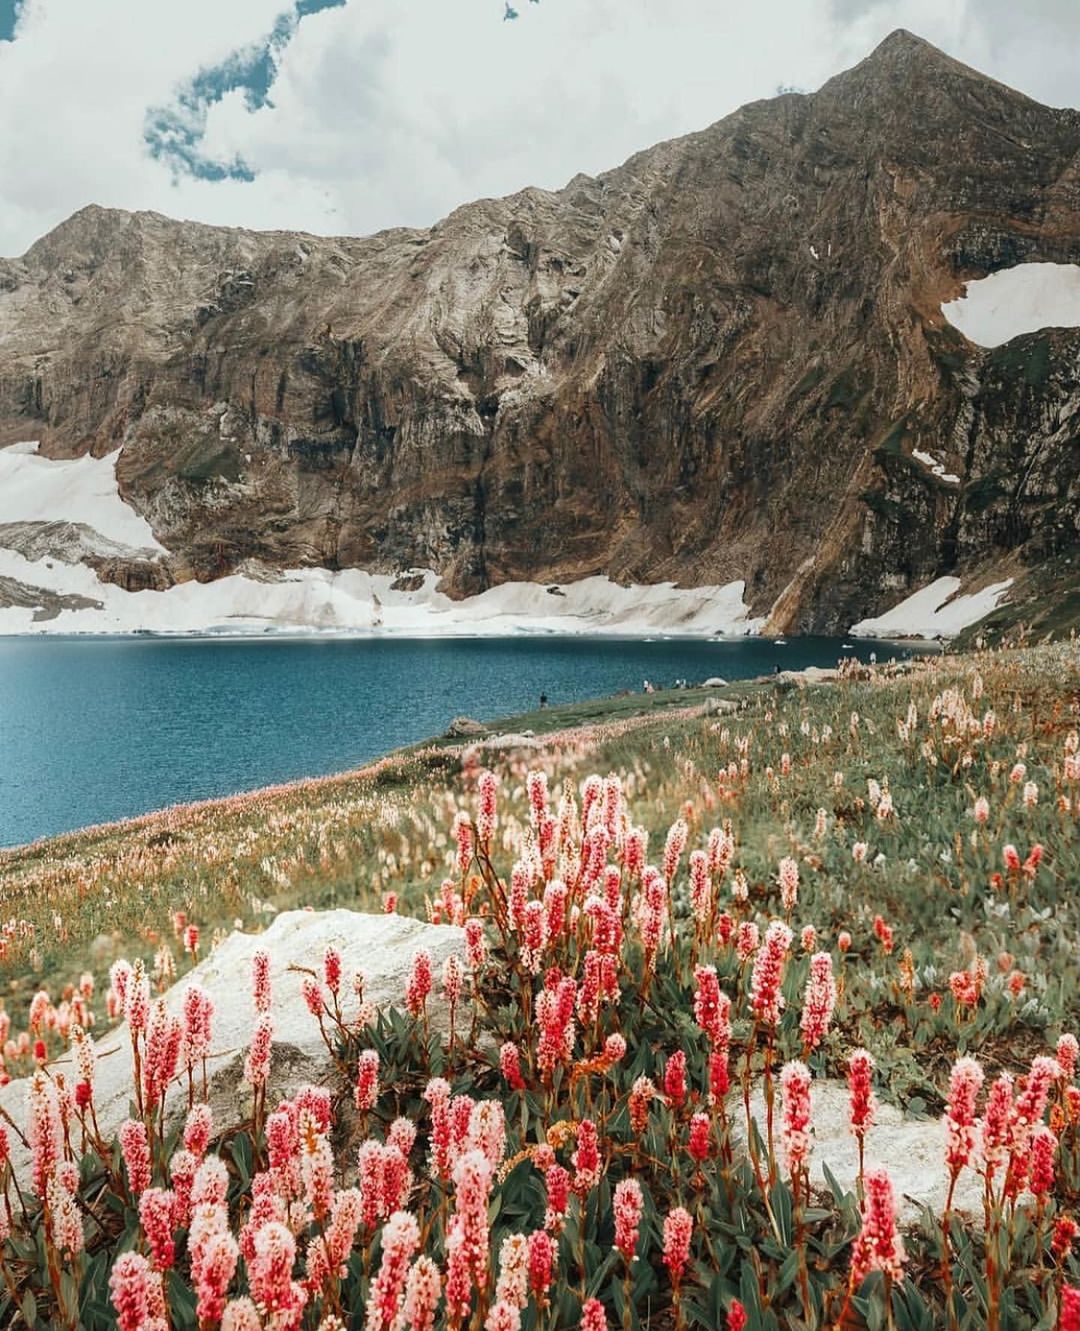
6,643 -> 1080,1330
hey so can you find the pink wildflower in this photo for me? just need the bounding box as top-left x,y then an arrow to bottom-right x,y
405,949 -> 433,1019
184,1103 -> 213,1158
366,1211 -> 421,1331
464,917 -> 486,971
944,1056 -> 985,1174
120,1118 -> 152,1195
499,1042 -> 526,1092
476,770 -> 499,844
221,1299 -> 261,1331
139,1188 -> 177,1269
693,964 -> 726,1043
543,1163 -> 570,1232
628,1076 -> 656,1137
662,818 -> 688,883
251,949 -> 271,1013
244,1012 -> 274,1087
526,769 -> 549,825
604,1033 -> 627,1065
687,1111 -> 712,1164
664,1050 -> 688,1110
749,920 -> 793,1025
1053,1217 -> 1079,1262
581,1299 -> 608,1331
192,1229 -> 240,1327
454,811 -> 473,875
520,900 -> 548,975
800,951 -> 837,1050
28,1071 -> 61,1198
484,1301 -> 520,1331
1029,1125 -> 1057,1199
778,856 -> 799,911
689,850 -> 711,922
613,1178 -> 644,1263
527,1228 -> 555,1301
849,1167 -> 905,1285
110,1252 -> 153,1331
400,1256 -> 442,1331
662,1207 -> 694,1288
780,1060 -> 813,1176
323,944 -> 343,996
1058,1034 -> 1079,1081
494,1233 -> 529,1310
571,1119 -> 601,1196
355,1048 -> 380,1112
735,920 -> 759,962
847,1049 -> 877,1142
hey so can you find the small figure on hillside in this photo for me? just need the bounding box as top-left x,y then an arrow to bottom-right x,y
644,679 -> 654,693
539,692 -> 548,708
773,663 -> 781,675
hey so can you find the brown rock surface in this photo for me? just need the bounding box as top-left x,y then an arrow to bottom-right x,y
1,30 -> 1078,630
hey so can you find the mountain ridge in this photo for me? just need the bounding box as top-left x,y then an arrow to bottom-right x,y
1,29 -> 1078,634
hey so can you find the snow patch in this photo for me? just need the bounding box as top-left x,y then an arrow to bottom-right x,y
941,262 -> 1080,348
0,555 -> 766,638
849,576 -> 1013,639
911,449 -> 959,484
0,444 -> 166,553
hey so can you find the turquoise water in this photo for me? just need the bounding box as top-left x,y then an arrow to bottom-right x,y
0,635 -> 907,848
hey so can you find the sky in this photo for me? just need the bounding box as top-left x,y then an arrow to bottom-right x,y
0,0 -> 1077,257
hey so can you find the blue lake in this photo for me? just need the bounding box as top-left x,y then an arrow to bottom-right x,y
0,635 -> 908,847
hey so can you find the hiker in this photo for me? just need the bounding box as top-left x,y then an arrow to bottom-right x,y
539,692 -> 548,708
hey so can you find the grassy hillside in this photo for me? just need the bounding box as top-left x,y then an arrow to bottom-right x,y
5,642 -> 1080,1331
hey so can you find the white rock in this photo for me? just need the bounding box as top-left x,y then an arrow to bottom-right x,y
739,1080 -> 982,1222
0,909 -> 464,1186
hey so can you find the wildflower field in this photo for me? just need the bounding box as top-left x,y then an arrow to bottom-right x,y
2,642 -> 1080,1331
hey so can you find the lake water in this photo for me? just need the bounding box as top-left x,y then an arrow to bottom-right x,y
0,635 -> 908,848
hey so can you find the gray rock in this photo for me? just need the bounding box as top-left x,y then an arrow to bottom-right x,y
704,697 -> 740,715
446,716 -> 486,737
738,1080 -> 982,1223
0,909 -> 464,1187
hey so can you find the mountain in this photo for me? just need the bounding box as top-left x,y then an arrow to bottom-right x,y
2,29 -> 1079,636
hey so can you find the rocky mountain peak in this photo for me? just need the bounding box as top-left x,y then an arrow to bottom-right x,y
0,31 -> 1078,636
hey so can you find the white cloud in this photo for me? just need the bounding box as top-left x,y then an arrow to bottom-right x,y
0,0 -> 1076,258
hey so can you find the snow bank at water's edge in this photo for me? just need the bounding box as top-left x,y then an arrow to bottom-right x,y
0,552 -> 768,637
849,577 -> 1013,639
0,442 -> 1016,641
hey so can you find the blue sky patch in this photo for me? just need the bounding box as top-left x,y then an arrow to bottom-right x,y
0,0 -> 21,43
144,0 -> 345,183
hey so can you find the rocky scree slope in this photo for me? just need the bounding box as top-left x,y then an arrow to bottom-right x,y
1,30 -> 1078,632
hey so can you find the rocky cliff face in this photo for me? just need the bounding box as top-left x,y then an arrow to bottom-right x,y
2,30 -> 1079,632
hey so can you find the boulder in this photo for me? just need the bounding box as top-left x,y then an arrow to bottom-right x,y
446,715 -> 487,737
0,909 -> 464,1187
704,697 -> 740,715
739,1081 -> 981,1223
702,677 -> 728,687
